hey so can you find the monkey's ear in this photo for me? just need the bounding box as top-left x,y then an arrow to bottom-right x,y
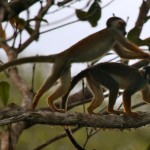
117,20 -> 126,28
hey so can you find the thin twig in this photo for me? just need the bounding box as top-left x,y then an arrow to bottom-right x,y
33,127 -> 80,150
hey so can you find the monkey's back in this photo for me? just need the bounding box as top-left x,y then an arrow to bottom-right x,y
88,62 -> 148,90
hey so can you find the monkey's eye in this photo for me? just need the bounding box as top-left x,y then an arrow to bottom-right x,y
117,21 -> 126,35
118,23 -> 126,30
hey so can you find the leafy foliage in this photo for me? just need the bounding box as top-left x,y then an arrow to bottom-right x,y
128,27 -> 150,48
0,81 -> 10,106
76,1 -> 101,27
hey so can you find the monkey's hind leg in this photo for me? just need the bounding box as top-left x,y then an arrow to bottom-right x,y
91,70 -> 124,115
30,73 -> 60,110
47,68 -> 71,112
86,75 -> 104,114
30,61 -> 68,111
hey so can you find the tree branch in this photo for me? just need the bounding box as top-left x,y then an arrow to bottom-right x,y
17,0 -> 53,52
0,103 -> 150,129
1,0 -> 40,22
135,0 -> 149,37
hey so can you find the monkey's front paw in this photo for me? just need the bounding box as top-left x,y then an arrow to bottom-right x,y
107,109 -> 124,115
56,108 -> 66,113
49,105 -> 65,113
26,106 -> 35,112
125,112 -> 138,117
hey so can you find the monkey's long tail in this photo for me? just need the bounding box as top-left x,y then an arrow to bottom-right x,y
62,70 -> 88,150
0,54 -> 58,72
62,69 -> 88,110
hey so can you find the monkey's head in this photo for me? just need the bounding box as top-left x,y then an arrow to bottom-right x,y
141,66 -> 150,80
106,17 -> 127,36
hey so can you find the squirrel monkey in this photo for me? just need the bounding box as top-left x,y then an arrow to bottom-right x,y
31,17 -> 150,112
0,17 -> 150,112
62,62 -> 150,116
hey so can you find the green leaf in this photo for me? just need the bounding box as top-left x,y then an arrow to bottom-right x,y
127,27 -> 150,46
0,81 -> 10,106
127,27 -> 139,41
87,2 -> 101,27
75,2 -> 101,27
76,9 -> 87,21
